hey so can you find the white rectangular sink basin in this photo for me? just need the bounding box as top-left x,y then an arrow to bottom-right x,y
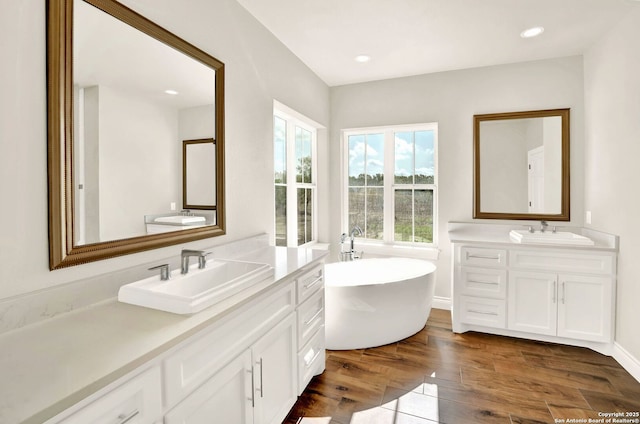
154,215 -> 206,224
509,229 -> 594,246
118,259 -> 274,314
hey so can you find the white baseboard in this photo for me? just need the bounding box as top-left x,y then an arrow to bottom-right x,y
613,342 -> 640,383
432,296 -> 451,311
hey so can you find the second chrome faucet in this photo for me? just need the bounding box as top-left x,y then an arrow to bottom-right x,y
181,249 -> 211,274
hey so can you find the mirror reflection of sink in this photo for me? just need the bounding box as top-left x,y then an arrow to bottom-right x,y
118,259 -> 274,314
154,215 -> 206,224
509,229 -> 595,246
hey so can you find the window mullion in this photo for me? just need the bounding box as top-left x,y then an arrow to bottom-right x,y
384,130 -> 394,243
286,120 -> 297,247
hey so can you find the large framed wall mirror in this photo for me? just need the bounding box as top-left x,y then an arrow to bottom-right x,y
47,0 -> 225,269
473,108 -> 570,221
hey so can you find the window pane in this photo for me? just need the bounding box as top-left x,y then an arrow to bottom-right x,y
348,187 -> 365,230
366,187 -> 384,240
366,134 -> 384,186
348,135 -> 365,186
394,189 -> 413,242
296,127 -> 312,183
274,116 -> 286,183
415,189 -> 434,243
275,185 -> 287,246
415,130 -> 435,184
297,187 -> 313,245
394,131 -> 414,184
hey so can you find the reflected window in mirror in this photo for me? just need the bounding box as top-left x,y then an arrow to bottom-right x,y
473,109 -> 570,221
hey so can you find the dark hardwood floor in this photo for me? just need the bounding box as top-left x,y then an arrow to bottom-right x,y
285,308 -> 640,424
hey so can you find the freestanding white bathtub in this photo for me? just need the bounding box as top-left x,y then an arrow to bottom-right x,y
324,257 -> 437,350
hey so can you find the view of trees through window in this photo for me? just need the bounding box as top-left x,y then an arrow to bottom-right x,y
275,112 -> 316,247
347,127 -> 436,244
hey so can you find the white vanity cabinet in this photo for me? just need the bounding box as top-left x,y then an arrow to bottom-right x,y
251,312 -> 298,424
44,253 -> 326,424
452,237 -> 617,354
294,264 -> 326,394
164,350 -> 254,424
164,313 -> 297,424
508,250 -> 614,343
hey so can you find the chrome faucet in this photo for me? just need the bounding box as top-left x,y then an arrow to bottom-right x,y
181,249 -> 210,274
540,220 -> 548,233
340,226 -> 364,261
149,263 -> 171,281
350,225 -> 363,252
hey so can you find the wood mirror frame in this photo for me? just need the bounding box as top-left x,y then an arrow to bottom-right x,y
47,0 -> 225,269
473,108 -> 570,221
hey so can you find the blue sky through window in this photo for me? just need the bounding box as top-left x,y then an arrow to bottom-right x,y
348,130 -> 434,179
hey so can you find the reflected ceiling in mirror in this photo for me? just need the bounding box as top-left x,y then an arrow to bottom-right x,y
473,109 -> 570,221
47,0 -> 225,269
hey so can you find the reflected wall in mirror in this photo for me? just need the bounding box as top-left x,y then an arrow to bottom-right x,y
183,139 -> 216,210
47,0 -> 225,269
473,109 -> 569,221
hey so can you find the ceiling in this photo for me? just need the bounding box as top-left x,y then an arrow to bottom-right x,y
75,0 -> 215,110
236,0 -> 639,87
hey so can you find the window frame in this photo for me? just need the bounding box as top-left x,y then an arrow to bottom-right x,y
274,101 -> 319,247
341,123 -> 439,249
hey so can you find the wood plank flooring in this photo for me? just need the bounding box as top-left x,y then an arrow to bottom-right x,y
285,309 -> 640,424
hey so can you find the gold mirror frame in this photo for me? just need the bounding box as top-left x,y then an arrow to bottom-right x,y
473,108 -> 570,221
47,0 -> 225,269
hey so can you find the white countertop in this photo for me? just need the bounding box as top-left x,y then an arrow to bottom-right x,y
448,221 -> 619,252
0,246 -> 327,424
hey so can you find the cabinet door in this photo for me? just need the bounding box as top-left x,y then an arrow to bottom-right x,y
508,271 -> 557,336
557,274 -> 612,342
164,350 -> 254,424
252,312 -> 298,424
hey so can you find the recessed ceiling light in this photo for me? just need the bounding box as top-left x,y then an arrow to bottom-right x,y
164,89 -> 179,95
520,26 -> 544,38
354,55 -> 371,63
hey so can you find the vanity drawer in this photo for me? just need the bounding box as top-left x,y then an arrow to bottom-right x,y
510,249 -> 614,275
460,246 -> 507,268
163,282 -> 295,407
298,326 -> 325,394
296,264 -> 324,303
458,267 -> 507,299
297,288 -> 324,347
57,366 -> 162,424
459,295 -> 506,329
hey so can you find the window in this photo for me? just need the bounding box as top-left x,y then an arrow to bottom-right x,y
344,123 -> 437,246
274,103 -> 318,247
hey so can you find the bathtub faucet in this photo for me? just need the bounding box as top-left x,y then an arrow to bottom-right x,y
350,226 -> 363,250
340,226 -> 364,261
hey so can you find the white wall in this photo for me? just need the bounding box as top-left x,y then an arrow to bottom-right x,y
584,7 -> 640,363
330,56 -> 585,299
543,116 -> 562,212
99,84 -> 181,241
0,0 -> 329,300
479,120 -> 529,213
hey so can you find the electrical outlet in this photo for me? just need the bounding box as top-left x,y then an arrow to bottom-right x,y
586,211 -> 592,224
170,202 -> 176,211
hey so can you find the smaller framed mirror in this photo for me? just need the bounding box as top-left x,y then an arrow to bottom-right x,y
183,139 -> 216,210
473,108 -> 570,221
